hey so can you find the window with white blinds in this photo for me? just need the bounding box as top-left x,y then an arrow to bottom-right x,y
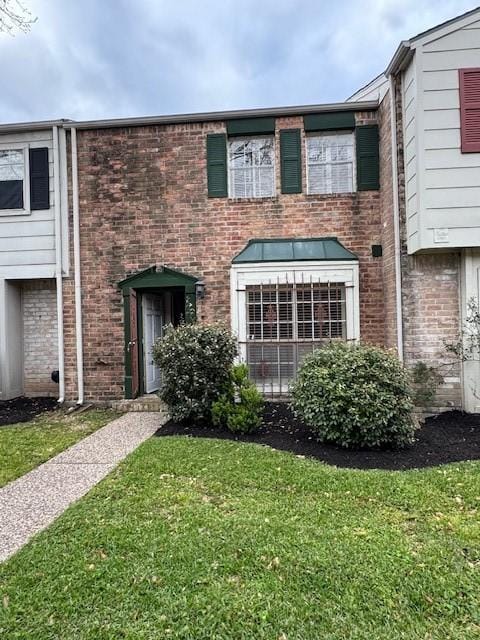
306,132 -> 355,194
244,282 -> 347,390
228,137 -> 275,198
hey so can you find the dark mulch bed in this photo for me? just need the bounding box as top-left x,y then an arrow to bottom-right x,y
0,397 -> 58,427
156,402 -> 480,470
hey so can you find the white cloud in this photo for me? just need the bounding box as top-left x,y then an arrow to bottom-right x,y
0,0 -> 477,122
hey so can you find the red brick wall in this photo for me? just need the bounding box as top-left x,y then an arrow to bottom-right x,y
63,113 -> 386,401
378,91 -> 399,352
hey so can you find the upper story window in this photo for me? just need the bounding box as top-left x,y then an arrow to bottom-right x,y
306,132 -> 355,194
228,137 -> 275,198
0,149 -> 24,210
0,146 -> 49,214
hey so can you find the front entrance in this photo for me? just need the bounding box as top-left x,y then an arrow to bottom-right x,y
142,293 -> 170,393
119,266 -> 199,399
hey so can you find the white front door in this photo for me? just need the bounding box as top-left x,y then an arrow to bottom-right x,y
143,294 -> 163,393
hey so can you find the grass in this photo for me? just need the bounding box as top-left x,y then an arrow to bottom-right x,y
0,408 -> 120,487
0,436 -> 479,639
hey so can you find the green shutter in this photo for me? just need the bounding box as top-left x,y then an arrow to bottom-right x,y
356,125 -> 379,190
280,129 -> 302,194
206,133 -> 227,197
226,117 -> 275,136
304,112 -> 355,132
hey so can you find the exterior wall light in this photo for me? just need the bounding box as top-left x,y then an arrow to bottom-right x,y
195,281 -> 206,299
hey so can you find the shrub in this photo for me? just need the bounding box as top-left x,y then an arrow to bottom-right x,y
152,323 -> 237,423
211,364 -> 264,434
291,342 -> 417,448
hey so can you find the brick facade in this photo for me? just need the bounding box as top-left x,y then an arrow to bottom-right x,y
62,112 -> 388,401
377,90 -> 399,352
22,279 -> 59,397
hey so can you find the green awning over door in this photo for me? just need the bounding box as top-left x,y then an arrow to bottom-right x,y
232,237 -> 358,263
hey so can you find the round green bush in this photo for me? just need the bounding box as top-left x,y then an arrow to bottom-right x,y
152,323 -> 237,424
291,342 -> 417,448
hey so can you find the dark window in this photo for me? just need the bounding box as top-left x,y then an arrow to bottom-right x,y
0,149 -> 24,210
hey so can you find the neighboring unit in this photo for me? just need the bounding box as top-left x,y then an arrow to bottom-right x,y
0,121 -> 69,400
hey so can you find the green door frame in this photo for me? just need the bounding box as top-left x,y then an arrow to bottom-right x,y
119,266 -> 198,399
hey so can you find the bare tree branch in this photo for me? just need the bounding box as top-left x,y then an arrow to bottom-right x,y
0,0 -> 36,35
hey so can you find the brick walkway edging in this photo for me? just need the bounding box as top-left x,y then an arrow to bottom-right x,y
0,412 -> 165,562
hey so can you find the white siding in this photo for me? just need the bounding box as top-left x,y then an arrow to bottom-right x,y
405,13 -> 480,252
402,59 -> 419,252
0,129 -> 68,278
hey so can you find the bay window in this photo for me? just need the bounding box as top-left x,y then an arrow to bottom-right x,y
231,239 -> 360,395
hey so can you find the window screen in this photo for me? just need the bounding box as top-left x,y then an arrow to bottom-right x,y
306,133 -> 354,194
228,137 -> 275,198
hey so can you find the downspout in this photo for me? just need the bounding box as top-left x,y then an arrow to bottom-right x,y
71,127 -> 84,404
388,74 -> 404,361
53,126 -> 65,402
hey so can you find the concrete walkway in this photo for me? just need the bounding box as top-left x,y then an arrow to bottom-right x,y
0,412 -> 165,562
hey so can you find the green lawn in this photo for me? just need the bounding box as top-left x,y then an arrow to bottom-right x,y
0,408 -> 120,487
0,437 -> 479,639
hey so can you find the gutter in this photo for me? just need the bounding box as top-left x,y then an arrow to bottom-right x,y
385,41 -> 413,77
69,100 -> 379,131
388,75 -> 404,361
52,126 -> 65,403
70,126 -> 84,405
0,101 -> 379,134
0,119 -> 71,134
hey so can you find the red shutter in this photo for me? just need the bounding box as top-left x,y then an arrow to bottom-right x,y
459,68 -> 480,153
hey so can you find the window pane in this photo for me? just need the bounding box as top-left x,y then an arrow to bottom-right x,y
244,281 -> 347,391
307,133 -> 354,194
228,137 -> 274,198
0,150 -> 24,181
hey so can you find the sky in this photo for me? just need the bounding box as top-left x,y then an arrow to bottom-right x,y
0,0 -> 478,123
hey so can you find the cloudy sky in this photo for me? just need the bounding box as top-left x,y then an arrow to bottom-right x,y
0,0 -> 477,123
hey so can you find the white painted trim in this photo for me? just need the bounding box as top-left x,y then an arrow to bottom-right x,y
230,260 -> 361,342
71,127 -> 84,405
59,127 -> 70,276
0,265 -> 56,279
53,126 -> 65,403
411,8 -> 480,49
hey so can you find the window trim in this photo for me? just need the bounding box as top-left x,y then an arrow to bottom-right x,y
305,130 -> 356,195
230,260 -> 360,392
227,134 -> 276,199
0,142 -> 31,217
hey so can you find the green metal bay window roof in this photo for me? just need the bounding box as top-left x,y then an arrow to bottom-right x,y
232,238 -> 358,263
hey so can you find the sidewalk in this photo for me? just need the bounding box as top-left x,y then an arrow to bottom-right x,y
0,412 -> 165,562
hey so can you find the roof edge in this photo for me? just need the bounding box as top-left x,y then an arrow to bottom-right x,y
65,100 -> 378,131
0,118 -> 72,134
385,41 -> 413,76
